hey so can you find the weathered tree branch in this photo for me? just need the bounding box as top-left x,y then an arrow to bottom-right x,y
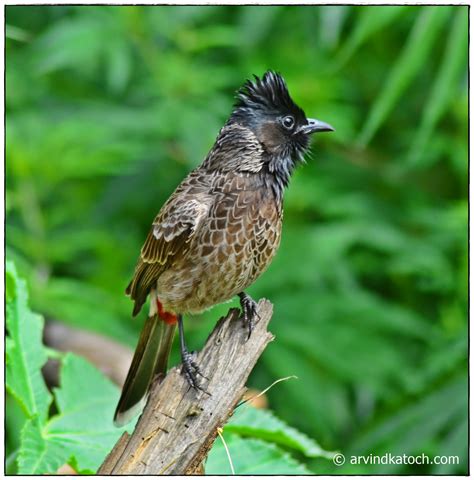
99,299 -> 274,475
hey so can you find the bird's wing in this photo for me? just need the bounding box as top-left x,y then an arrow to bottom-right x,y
126,187 -> 212,316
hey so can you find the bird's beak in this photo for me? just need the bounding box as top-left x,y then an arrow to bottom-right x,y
298,118 -> 335,135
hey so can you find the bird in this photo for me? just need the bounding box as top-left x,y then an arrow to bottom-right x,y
113,71 -> 334,426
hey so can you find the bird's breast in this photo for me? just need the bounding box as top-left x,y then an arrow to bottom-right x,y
157,181 -> 282,314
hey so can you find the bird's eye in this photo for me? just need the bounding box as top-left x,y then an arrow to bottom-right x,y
281,115 -> 295,130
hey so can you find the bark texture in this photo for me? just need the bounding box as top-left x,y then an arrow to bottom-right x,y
99,299 -> 274,474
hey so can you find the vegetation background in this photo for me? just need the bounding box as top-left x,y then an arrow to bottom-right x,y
6,5 -> 468,474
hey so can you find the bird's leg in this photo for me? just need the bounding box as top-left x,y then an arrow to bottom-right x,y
238,292 -> 259,340
178,314 -> 203,389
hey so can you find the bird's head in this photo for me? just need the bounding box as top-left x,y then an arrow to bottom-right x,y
229,71 -> 333,172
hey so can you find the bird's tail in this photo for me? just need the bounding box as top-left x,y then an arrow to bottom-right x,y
114,291 -> 176,427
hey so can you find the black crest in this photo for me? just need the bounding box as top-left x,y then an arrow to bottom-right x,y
232,71 -> 306,120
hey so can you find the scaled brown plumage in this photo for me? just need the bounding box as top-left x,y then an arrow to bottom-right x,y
126,124 -> 281,317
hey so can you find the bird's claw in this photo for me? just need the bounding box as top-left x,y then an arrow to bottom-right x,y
239,292 -> 259,340
181,350 -> 209,392
181,351 -> 200,387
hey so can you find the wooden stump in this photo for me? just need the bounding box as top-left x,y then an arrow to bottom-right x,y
99,299 -> 274,475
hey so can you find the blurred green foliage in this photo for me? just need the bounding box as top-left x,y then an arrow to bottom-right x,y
6,5 -> 467,474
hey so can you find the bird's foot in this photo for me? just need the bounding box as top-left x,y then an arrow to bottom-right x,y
178,315 -> 207,392
181,350 -> 208,392
238,292 -> 259,340
181,350 -> 200,388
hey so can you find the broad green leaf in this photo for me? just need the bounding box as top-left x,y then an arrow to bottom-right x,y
226,405 -> 335,459
408,8 -> 468,165
17,354 -> 134,474
6,261 -> 52,422
18,416 -> 66,474
6,395 -> 28,474
358,7 -> 451,145
206,433 -> 312,474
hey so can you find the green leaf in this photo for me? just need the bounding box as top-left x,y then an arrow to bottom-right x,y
6,24 -> 31,42
34,278 -> 136,346
6,261 -> 52,422
206,433 -> 312,474
17,353 -> 134,474
350,374 -> 467,459
238,7 -> 283,46
6,261 -> 133,474
226,405 -> 335,459
333,7 -> 407,69
358,7 -> 451,145
105,39 -> 132,94
408,8 -> 468,166
18,416 -> 66,474
433,415 -> 468,474
318,6 -> 350,49
33,13 -> 111,75
6,395 -> 28,474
